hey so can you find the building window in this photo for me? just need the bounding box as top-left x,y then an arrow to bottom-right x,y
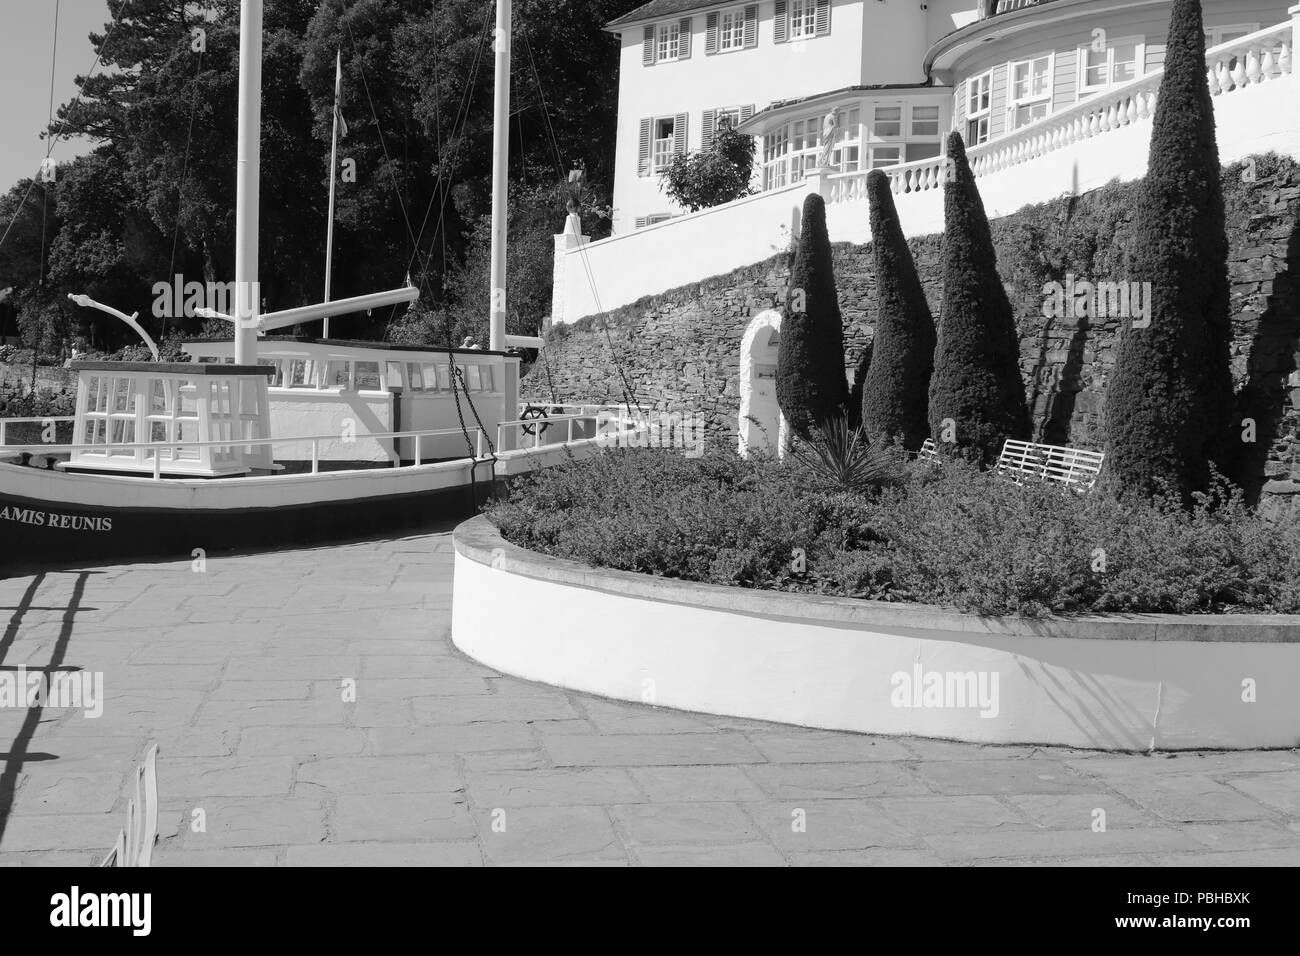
828,108 -> 861,172
657,22 -> 681,62
869,146 -> 902,169
965,70 -> 992,145
790,0 -> 816,40
719,7 -> 745,50
911,105 -> 940,137
762,127 -> 789,189
1008,55 -> 1052,130
788,114 -> 822,181
652,117 -> 678,171
1079,37 -> 1142,94
873,106 -> 903,139
1204,24 -> 1259,48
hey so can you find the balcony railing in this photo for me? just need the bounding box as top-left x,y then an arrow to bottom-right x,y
826,20 -> 1294,203
988,0 -> 1059,17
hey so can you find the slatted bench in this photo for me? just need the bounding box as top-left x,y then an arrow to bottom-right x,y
915,437 -> 1104,491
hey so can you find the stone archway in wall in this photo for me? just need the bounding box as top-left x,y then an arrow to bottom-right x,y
737,310 -> 789,457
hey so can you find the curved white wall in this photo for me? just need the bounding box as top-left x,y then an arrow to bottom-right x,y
453,516 -> 1300,751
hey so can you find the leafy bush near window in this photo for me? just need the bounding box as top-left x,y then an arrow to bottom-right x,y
486,447 -> 1300,618
660,122 -> 756,213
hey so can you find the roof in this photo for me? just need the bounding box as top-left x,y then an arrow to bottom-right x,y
605,0 -> 722,30
737,82 -> 942,132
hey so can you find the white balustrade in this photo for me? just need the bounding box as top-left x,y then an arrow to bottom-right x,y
825,21 -> 1295,205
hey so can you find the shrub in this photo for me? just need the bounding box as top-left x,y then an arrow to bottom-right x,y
788,414 -> 907,494
928,133 -> 1031,466
777,193 -> 850,437
1105,0 -> 1235,503
660,121 -> 757,213
487,447 -> 1300,617
860,169 -> 936,451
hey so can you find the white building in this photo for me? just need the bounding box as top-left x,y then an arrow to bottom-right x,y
556,0 -> 1299,323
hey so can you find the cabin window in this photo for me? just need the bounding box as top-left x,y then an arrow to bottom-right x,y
354,361 -> 382,391
287,359 -> 312,388
327,360 -> 352,390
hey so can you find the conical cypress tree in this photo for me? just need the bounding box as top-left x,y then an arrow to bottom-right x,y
928,132 -> 1031,465
862,169 -> 936,450
777,193 -> 850,436
1104,0 -> 1234,502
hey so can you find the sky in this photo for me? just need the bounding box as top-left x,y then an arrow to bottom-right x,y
0,0 -> 112,195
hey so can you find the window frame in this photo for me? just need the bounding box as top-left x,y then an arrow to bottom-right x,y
1204,23 -> 1260,48
964,70 -> 992,146
656,21 -> 682,63
1077,35 -> 1144,96
1006,53 -> 1054,131
789,0 -> 816,41
651,115 -> 679,173
717,5 -> 746,52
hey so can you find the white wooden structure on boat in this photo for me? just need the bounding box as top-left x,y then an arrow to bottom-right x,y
182,338 -> 520,464
65,361 -> 274,477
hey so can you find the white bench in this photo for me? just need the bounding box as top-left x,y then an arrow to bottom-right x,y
101,744 -> 159,867
916,438 -> 1104,490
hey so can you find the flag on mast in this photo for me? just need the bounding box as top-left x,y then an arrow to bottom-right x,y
333,49 -> 348,139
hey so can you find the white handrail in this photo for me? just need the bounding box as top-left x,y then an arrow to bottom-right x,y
0,424 -> 485,457
826,19 -> 1295,201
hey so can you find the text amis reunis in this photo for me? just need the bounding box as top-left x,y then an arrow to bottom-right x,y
0,505 -> 113,531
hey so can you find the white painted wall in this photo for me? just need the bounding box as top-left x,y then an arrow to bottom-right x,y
561,66 -> 1300,322
453,525 -> 1300,750
610,0 -> 935,233
270,391 -> 394,462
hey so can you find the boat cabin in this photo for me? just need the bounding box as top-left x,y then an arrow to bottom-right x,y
66,361 -> 274,477
181,338 -> 521,464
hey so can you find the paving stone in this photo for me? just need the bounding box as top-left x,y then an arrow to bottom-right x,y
10,770 -> 125,814
1147,847 -> 1300,866
412,694 -> 582,724
745,800 -> 919,851
366,723 -> 539,755
475,806 -> 626,865
159,757 -> 296,799
297,756 -> 462,796
466,769 -> 643,807
747,762 -> 931,799
611,802 -> 763,844
629,766 -> 767,802
332,794 -> 474,842
634,843 -> 786,866
913,759 -> 1083,796
285,842 -> 484,867
578,699 -> 716,734
1103,774 -> 1278,822
153,847 -> 280,866
1221,770 -> 1300,814
174,797 -> 327,849
1181,820 -> 1300,851
542,733 -> 765,767
787,847 -> 946,866
208,681 -> 312,701
1005,793 -> 1157,830
747,732 -> 913,763
238,726 -> 368,757
924,827 -> 1203,862
877,795 -> 1028,834
0,812 -> 120,851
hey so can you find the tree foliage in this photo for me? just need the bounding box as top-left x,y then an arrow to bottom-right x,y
928,132 -> 1030,466
861,169 -> 935,451
777,193 -> 849,437
660,121 -> 756,213
1104,0 -> 1234,503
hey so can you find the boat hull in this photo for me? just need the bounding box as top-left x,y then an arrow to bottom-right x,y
0,458 -> 492,573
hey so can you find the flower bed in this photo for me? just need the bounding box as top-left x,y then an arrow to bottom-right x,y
485,447 -> 1300,617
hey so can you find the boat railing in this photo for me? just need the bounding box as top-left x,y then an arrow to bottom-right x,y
0,416 -> 76,446
0,424 -> 491,480
498,413 -> 603,451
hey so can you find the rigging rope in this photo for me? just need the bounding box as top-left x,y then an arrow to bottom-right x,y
37,0 -> 62,292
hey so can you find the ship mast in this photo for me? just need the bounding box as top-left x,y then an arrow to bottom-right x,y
488,0 -> 510,352
234,0 -> 262,365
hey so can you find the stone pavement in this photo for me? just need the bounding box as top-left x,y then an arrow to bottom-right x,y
1,528 -> 1298,867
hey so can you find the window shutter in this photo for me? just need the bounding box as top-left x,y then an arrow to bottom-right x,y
643,26 -> 655,65
743,6 -> 758,48
815,0 -> 830,37
638,118 -> 652,176
774,0 -> 788,43
674,113 -> 688,155
635,216 -> 649,229
679,18 -> 692,58
740,104 -> 755,123
705,13 -> 719,54
702,109 -> 716,150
